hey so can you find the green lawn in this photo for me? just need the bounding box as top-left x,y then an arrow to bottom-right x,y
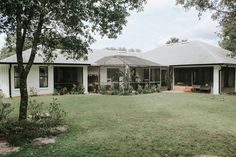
5,93 -> 236,157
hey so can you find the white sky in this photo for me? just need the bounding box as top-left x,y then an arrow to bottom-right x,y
0,0 -> 220,52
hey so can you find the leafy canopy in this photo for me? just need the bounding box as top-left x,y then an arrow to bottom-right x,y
0,0 -> 146,62
166,37 -> 188,44
0,35 -> 32,59
176,0 -> 236,54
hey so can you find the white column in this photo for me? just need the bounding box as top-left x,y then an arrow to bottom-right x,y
235,67 -> 236,92
213,65 -> 221,95
83,66 -> 88,94
159,68 -> 162,87
172,67 -> 175,90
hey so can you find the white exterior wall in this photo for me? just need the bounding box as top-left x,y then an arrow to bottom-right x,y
100,67 -> 107,85
0,65 -> 10,97
213,65 -> 221,95
10,65 -> 54,97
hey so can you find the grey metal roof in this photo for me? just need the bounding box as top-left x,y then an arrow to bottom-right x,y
1,41 -> 235,67
143,41 -> 236,66
95,55 -> 160,67
0,48 -> 143,66
0,48 -> 90,65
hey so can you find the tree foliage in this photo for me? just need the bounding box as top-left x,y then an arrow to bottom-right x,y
166,37 -> 188,44
0,0 -> 146,120
0,35 -> 32,59
176,0 -> 236,54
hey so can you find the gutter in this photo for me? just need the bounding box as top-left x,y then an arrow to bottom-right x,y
0,62 -> 91,66
170,63 -> 236,67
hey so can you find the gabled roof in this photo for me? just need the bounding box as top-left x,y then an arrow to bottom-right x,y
96,55 -> 160,67
143,41 -> 236,66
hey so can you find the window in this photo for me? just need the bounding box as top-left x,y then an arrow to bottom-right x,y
14,66 -> 20,89
144,69 -> 149,81
151,69 -> 160,82
107,68 -> 119,83
39,66 -> 48,88
223,68 -> 235,87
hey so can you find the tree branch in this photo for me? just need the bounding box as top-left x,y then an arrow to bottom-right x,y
25,13 -> 44,74
15,5 -> 24,74
21,8 -> 34,51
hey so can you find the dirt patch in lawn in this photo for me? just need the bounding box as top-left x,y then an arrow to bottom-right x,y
50,125 -> 69,133
196,155 -> 221,157
33,136 -> 56,145
0,140 -> 20,155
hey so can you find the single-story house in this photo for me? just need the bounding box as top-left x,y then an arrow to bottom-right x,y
143,41 -> 236,95
0,41 -> 235,97
0,48 -> 168,97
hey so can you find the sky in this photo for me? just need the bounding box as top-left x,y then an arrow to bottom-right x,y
0,0 -> 220,52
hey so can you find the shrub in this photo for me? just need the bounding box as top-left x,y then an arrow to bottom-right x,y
110,84 -> 119,95
120,85 -> 133,95
0,120 -> 59,146
48,98 -> 67,121
137,84 -> 143,94
0,94 -> 14,121
0,103 -> 14,121
143,84 -> 151,94
0,98 -> 67,146
28,99 -> 44,120
99,85 -> 107,95
77,84 -> 85,94
150,85 -> 157,93
53,89 -> 60,96
62,87 -> 68,95
29,87 -> 38,96
156,84 -> 161,93
71,84 -> 84,95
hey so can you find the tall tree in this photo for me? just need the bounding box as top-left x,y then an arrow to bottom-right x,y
0,0 -> 146,120
176,0 -> 236,54
166,37 -> 188,44
219,14 -> 236,55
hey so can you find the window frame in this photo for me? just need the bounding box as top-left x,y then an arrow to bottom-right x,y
107,68 -> 120,83
39,66 -> 48,88
14,66 -> 20,89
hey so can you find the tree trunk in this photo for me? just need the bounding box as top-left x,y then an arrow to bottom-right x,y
19,74 -> 28,121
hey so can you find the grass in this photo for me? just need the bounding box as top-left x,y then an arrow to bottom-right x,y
4,93 -> 236,157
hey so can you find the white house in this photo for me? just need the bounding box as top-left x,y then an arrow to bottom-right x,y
0,41 -> 236,97
143,41 -> 236,95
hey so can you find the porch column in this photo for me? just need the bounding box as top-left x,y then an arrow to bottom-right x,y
235,67 -> 236,92
83,66 -> 88,94
213,65 -> 221,95
160,68 -> 162,87
149,67 -> 151,85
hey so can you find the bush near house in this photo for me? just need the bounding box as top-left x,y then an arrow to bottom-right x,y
98,84 -> 160,95
0,97 -> 67,146
29,87 -> 38,97
54,84 -> 85,96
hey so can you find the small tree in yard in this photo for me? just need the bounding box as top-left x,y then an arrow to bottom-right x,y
0,0 -> 146,120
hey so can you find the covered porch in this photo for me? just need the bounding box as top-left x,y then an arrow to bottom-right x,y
53,66 -> 88,93
173,65 -> 236,94
88,55 -> 168,93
